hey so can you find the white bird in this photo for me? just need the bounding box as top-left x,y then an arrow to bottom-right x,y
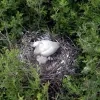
32,40 -> 60,57
36,55 -> 48,64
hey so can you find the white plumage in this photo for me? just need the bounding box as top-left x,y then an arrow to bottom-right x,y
32,40 -> 60,57
36,55 -> 48,64
31,40 -> 60,64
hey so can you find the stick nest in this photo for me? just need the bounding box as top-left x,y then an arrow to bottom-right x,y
19,30 -> 78,84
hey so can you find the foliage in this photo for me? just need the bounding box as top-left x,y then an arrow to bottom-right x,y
0,0 -> 23,50
0,0 -> 100,100
0,49 -> 49,100
51,0 -> 100,99
51,0 -> 78,34
26,0 -> 47,29
0,0 -> 47,49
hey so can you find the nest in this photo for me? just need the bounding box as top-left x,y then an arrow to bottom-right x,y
19,30 -> 78,98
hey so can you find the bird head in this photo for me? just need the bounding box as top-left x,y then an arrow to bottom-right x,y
31,41 -> 41,47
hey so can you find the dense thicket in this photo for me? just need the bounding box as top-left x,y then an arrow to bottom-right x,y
0,0 -> 100,100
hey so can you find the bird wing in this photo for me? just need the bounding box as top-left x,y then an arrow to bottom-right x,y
41,41 -> 60,57
41,46 -> 54,56
34,40 -> 60,56
34,41 -> 49,54
38,42 -> 49,52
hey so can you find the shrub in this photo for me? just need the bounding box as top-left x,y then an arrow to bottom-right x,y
51,0 -> 100,100
0,49 -> 49,100
0,0 -> 100,100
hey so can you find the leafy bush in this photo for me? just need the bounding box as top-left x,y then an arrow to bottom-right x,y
0,0 -> 48,49
0,0 -> 100,100
50,0 -> 100,100
51,0 -> 78,34
0,49 -> 49,100
0,0 -> 23,50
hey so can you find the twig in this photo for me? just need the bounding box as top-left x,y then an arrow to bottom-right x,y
0,31 -> 7,39
5,26 -> 12,49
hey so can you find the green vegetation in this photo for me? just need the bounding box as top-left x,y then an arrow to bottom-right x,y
0,49 -> 49,100
0,0 -> 100,100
